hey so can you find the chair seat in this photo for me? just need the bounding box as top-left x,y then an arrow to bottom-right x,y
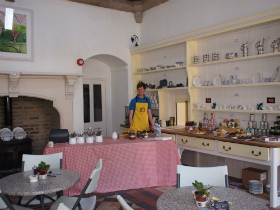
20,193 -> 57,205
50,195 -> 96,210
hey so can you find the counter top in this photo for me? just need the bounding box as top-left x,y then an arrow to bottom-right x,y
162,128 -> 280,148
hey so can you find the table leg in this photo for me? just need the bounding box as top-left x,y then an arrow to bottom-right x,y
39,195 -> 45,210
56,190 -> 63,198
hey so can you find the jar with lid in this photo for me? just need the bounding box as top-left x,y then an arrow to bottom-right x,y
129,130 -> 136,140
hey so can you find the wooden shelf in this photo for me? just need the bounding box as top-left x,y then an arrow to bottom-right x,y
190,82 -> 280,89
192,108 -> 280,114
158,87 -> 188,91
188,52 -> 280,67
133,66 -> 186,75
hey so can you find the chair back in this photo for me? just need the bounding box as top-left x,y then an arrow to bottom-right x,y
22,152 -> 63,171
117,195 -> 134,210
72,159 -> 102,210
177,165 -> 229,188
58,203 -> 71,210
0,189 -> 15,210
85,159 -> 102,193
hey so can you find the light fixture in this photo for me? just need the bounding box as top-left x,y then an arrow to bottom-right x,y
5,8 -> 14,30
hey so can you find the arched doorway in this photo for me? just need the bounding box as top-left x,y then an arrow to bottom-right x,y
82,54 -> 128,136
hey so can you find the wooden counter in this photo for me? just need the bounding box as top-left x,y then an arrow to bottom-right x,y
162,128 -> 280,148
162,128 -> 280,208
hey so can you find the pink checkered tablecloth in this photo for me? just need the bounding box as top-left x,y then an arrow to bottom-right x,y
44,138 -> 181,196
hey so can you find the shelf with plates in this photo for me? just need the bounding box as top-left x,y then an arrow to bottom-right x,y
133,66 -> 186,75
190,82 -> 280,89
188,52 -> 280,67
192,108 -> 280,114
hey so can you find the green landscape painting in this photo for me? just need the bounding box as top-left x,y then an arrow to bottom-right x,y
0,11 -> 27,54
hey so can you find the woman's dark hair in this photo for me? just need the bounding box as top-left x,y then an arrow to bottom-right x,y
137,81 -> 146,89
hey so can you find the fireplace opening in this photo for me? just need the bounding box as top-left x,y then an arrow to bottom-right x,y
0,96 -> 60,154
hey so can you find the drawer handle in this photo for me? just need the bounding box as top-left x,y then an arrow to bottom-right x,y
252,151 -> 261,156
202,142 -> 209,146
223,146 -> 231,151
181,139 -> 188,143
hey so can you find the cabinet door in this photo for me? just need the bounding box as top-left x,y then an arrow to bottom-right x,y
218,141 -> 269,161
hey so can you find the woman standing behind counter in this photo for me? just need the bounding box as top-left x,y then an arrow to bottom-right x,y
129,81 -> 154,132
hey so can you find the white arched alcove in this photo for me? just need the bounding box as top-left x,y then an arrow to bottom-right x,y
82,54 -> 128,135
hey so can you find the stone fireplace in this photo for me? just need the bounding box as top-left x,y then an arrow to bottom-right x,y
0,71 -> 83,154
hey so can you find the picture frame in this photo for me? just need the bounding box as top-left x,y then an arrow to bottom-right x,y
0,4 -> 34,61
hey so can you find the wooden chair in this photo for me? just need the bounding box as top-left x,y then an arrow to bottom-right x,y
18,152 -> 63,206
117,195 -> 134,210
0,189 -> 33,210
177,165 -> 229,188
50,159 -> 102,210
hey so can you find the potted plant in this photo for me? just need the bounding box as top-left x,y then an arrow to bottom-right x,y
192,180 -> 212,207
69,132 -> 77,144
85,127 -> 95,143
76,133 -> 85,144
95,128 -> 103,142
38,161 -> 50,179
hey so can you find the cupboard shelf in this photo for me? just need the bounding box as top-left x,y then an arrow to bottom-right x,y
188,52 -> 280,67
190,82 -> 280,89
133,66 -> 186,75
192,108 -> 280,114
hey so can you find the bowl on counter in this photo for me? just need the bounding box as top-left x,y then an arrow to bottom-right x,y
213,131 -> 228,137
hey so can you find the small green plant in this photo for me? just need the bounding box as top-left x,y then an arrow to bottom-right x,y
38,161 -> 50,170
192,180 -> 212,197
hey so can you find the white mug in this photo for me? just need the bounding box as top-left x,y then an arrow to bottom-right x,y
48,141 -> 54,147
242,105 -> 247,110
269,107 -> 273,111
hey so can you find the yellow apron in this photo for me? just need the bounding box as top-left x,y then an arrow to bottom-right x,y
129,99 -> 150,133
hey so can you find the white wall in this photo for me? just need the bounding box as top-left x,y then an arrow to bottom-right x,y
0,0 -> 139,132
140,0 -> 280,45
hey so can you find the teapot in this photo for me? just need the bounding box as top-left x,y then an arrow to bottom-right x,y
230,75 -> 239,85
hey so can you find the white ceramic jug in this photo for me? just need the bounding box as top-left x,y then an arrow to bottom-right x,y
111,132 -> 118,140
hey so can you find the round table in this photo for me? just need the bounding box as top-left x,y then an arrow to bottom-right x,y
157,186 -> 269,210
0,169 -> 80,210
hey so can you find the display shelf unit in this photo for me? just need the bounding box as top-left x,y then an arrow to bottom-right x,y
133,66 -> 186,75
130,8 -> 280,208
131,43 -> 188,121
192,108 -> 280,114
190,82 -> 280,89
188,52 -> 280,67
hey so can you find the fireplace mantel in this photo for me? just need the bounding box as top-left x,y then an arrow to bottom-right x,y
0,71 -> 83,99
0,71 -> 84,132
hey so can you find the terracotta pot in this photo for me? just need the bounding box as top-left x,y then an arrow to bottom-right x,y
39,169 -> 48,175
194,191 -> 207,202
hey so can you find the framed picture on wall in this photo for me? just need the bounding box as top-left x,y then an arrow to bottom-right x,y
0,4 -> 34,61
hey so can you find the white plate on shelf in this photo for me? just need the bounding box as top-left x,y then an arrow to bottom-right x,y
213,74 -> 224,86
192,76 -> 203,86
252,72 -> 262,83
272,66 -> 280,82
